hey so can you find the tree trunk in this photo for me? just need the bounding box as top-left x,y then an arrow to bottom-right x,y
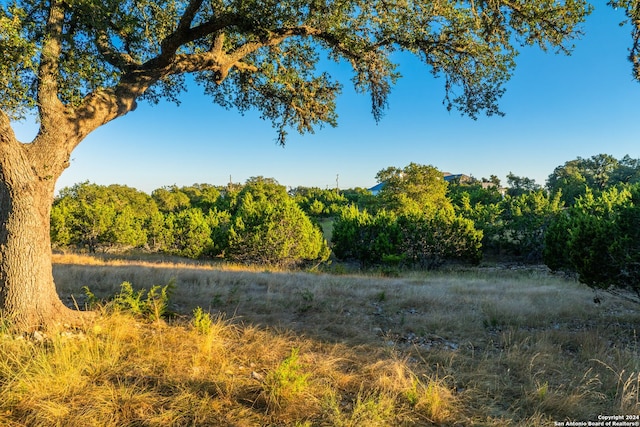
0,136 -> 84,331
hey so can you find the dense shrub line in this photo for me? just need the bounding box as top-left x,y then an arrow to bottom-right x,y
51,154 -> 640,298
51,178 -> 329,268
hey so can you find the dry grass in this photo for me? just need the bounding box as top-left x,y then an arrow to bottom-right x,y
1,253 -> 636,425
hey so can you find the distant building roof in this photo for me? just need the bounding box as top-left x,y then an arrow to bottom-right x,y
442,172 -> 471,182
368,182 -> 386,195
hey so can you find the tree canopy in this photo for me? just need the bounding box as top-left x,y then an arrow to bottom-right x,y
375,163 -> 452,214
1,0 -> 592,145
546,154 -> 640,205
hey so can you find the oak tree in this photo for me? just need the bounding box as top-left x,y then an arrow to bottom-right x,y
51,182 -> 157,252
375,163 -> 452,215
0,0 -> 590,329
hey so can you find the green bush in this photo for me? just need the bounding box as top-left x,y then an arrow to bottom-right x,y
51,182 -> 160,252
493,190 -> 563,262
226,179 -> 330,267
332,206 -> 482,268
165,208 -> 214,259
83,281 -> 175,322
397,210 -> 482,268
331,206 -> 399,267
542,210 -> 573,272
544,185 -> 640,300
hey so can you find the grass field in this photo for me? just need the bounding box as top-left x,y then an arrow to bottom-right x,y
0,254 -> 638,426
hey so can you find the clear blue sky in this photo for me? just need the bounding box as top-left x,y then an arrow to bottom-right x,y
13,3 -> 640,194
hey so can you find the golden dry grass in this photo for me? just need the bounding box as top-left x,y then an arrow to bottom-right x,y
0,253 -> 636,425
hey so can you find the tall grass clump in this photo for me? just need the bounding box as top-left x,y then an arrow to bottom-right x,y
322,389 -> 397,427
371,359 -> 458,424
592,359 -> 640,412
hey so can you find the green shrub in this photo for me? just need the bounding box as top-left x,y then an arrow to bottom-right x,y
165,208 -> 214,259
544,185 -> 640,300
397,209 -> 482,268
332,206 -> 399,267
332,206 -> 482,268
494,190 -> 564,262
226,178 -> 330,267
262,348 -> 310,410
84,281 -> 175,321
191,307 -> 214,335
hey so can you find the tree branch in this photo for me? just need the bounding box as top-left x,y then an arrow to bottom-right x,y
502,0 -> 580,52
160,0 -> 205,55
0,109 -> 18,148
37,0 -> 66,125
71,21 -> 323,142
156,11 -> 235,68
159,25 -> 322,82
228,26 -> 322,64
631,16 -> 640,80
95,31 -> 139,70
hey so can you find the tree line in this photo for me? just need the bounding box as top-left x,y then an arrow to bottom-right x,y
51,153 -> 640,300
51,177 -> 330,268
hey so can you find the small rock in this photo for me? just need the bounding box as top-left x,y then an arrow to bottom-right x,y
446,342 -> 459,350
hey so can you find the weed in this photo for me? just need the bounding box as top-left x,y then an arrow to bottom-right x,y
85,280 -> 174,322
112,281 -> 148,315
300,289 -> 314,303
323,389 -> 396,427
262,348 -> 311,410
211,293 -> 223,306
82,285 -> 99,309
144,281 -> 175,322
536,381 -> 549,401
298,289 -> 315,313
191,307 -> 213,335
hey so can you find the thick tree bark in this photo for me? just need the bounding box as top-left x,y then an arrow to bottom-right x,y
0,104 -> 90,330
0,135 -> 83,331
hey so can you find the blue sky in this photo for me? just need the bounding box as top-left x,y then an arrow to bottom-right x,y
13,3 -> 640,194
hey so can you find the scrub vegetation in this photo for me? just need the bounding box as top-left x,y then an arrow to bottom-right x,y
52,154 -> 640,301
